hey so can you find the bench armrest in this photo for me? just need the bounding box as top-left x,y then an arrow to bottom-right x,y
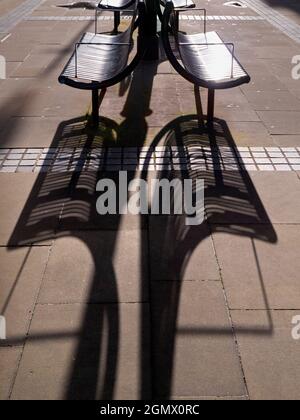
178,42 -> 235,78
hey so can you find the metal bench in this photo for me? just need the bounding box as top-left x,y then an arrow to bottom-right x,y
162,0 -> 250,125
58,0 -> 145,126
97,0 -> 137,33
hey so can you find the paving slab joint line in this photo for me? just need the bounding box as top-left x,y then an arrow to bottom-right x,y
209,228 -> 250,398
7,244 -> 53,400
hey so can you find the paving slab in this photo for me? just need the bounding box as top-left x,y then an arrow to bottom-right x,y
11,302 -> 151,400
8,85 -> 91,119
151,281 -> 246,399
248,171 -> 300,223
240,70 -> 288,93
257,111 -> 300,135
0,246 -> 50,345
232,310 -> 300,400
0,79 -> 35,98
243,90 -> 300,111
0,41 -> 33,62
0,173 -> 61,246
11,53 -> 57,78
213,106 -> 261,123
38,229 -> 148,304
0,117 -> 72,148
226,121 -> 275,146
213,225 -> 300,310
272,135 -> 300,147
0,347 -> 22,400
252,46 -> 300,60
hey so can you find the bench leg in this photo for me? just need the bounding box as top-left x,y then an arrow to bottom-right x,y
113,11 -> 120,33
175,11 -> 179,33
194,85 -> 205,130
207,89 -> 215,127
91,89 -> 107,128
92,89 -> 99,127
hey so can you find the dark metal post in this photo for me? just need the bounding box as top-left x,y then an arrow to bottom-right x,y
92,89 -> 99,127
113,11 -> 121,33
207,89 -> 215,126
194,85 -> 205,130
143,0 -> 159,61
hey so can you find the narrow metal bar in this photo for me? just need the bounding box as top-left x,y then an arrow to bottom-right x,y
113,11 -> 121,33
92,89 -> 99,127
75,44 -> 78,78
175,10 -> 179,32
95,9 -> 98,34
75,42 -> 131,47
207,88 -> 215,126
194,84 -> 205,130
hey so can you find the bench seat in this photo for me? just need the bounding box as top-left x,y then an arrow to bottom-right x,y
59,31 -> 132,84
177,31 -> 250,86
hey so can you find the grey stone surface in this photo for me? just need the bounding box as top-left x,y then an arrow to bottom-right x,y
257,111 -> 300,135
11,303 -> 151,400
0,347 -> 21,400
1,0 -> 300,401
151,281 -> 246,398
0,246 -> 49,345
38,229 -> 149,304
149,217 -> 220,281
213,225 -> 300,309
248,172 -> 300,223
0,173 -> 59,246
232,310 -> 300,400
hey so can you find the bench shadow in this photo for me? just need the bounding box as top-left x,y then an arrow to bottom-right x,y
6,76 -> 277,400
7,61 -> 157,400
141,114 -> 277,398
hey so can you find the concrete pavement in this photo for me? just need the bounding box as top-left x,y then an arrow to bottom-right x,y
1,0 -> 300,400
